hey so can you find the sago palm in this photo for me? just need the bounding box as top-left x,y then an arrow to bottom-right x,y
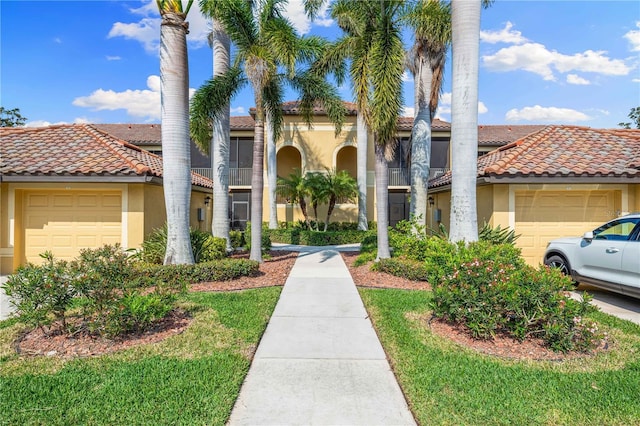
157,0 -> 195,264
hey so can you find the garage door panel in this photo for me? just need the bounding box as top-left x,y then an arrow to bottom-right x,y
23,191 -> 122,264
52,195 -> 74,207
516,190 -> 619,266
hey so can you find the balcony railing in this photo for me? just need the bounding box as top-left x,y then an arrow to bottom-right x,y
388,168 -> 410,186
191,168 -> 252,186
388,167 -> 449,186
192,167 -> 449,188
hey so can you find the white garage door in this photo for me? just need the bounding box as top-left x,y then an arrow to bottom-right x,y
515,190 -> 619,266
23,190 -> 122,264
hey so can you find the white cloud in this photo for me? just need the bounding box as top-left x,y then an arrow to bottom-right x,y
402,106 -> 415,117
106,55 -> 121,61
566,74 -> 590,85
282,0 -> 333,34
402,71 -> 413,82
231,106 -> 246,115
624,21 -> 640,52
633,78 -> 640,83
53,37 -> 62,44
26,120 -> 64,127
108,0 -> 209,54
480,22 -> 528,45
432,92 -> 486,117
73,75 -> 162,120
483,43 -> 631,81
505,105 -> 590,123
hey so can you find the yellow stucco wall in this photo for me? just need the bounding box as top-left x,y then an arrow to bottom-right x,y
432,183 -> 639,266
0,181 -> 212,272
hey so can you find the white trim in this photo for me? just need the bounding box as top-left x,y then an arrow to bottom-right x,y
8,187 -> 15,247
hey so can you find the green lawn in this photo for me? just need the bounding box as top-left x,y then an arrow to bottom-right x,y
0,287 -> 281,426
359,288 -> 640,426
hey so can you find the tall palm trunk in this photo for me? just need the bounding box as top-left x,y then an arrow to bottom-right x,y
211,19 -> 231,251
357,112 -> 368,230
449,0 -> 480,243
250,106 -> 265,262
266,109 -> 278,229
160,10 -> 194,265
375,142 -> 391,259
409,52 -> 432,228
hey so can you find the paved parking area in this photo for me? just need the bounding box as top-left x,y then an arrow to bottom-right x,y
571,285 -> 640,325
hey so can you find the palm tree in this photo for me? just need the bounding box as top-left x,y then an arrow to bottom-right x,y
191,0 -> 298,262
448,0 -> 491,243
304,172 -> 328,229
405,0 -> 451,228
321,169 -> 358,231
210,18 -> 232,252
277,169 -> 312,229
193,0 -> 343,261
158,0 -> 195,265
329,0 -> 406,259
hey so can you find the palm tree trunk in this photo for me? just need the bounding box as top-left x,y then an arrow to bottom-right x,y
266,109 -> 278,229
160,11 -> 194,265
449,0 -> 480,243
211,19 -> 231,251
250,110 -> 265,262
375,142 -> 391,259
357,112 -> 368,230
410,53 -> 432,229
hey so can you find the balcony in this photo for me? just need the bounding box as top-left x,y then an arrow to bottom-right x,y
191,168 -> 252,186
387,167 -> 450,187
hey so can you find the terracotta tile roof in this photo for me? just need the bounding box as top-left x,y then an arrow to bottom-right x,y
397,117 -> 450,131
250,100 -> 359,116
429,126 -> 640,188
478,124 -> 548,146
230,115 -> 255,130
0,124 -> 212,188
93,123 -> 161,146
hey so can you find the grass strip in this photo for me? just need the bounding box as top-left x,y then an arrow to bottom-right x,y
360,288 -> 640,426
0,287 -> 281,425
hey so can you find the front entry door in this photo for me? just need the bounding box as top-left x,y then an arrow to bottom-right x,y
232,201 -> 249,230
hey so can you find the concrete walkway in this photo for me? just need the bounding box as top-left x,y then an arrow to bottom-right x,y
228,248 -> 416,426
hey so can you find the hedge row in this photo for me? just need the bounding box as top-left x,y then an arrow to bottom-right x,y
266,228 -> 376,246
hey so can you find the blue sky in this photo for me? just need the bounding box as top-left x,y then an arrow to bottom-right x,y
1,0 -> 639,129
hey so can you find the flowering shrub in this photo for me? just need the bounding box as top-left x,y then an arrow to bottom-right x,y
431,259 -> 602,353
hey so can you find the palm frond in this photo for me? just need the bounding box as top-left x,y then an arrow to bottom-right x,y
189,66 -> 246,153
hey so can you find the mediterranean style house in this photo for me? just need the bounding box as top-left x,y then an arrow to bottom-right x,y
2,101 -> 638,270
0,124 -> 213,273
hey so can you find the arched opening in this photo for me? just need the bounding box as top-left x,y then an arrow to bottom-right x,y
276,146 -> 303,206
277,145 -> 302,178
336,145 -> 357,179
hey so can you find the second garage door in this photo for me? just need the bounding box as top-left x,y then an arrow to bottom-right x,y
515,190 -> 620,266
23,190 -> 122,264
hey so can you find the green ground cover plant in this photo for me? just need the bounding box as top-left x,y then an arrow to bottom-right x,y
360,288 -> 640,426
0,287 -> 281,425
136,224 -> 227,264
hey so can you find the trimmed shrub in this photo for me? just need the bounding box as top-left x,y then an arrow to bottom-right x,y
138,258 -> 259,287
245,222 -> 272,253
229,230 -> 245,249
376,257 -> 430,281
